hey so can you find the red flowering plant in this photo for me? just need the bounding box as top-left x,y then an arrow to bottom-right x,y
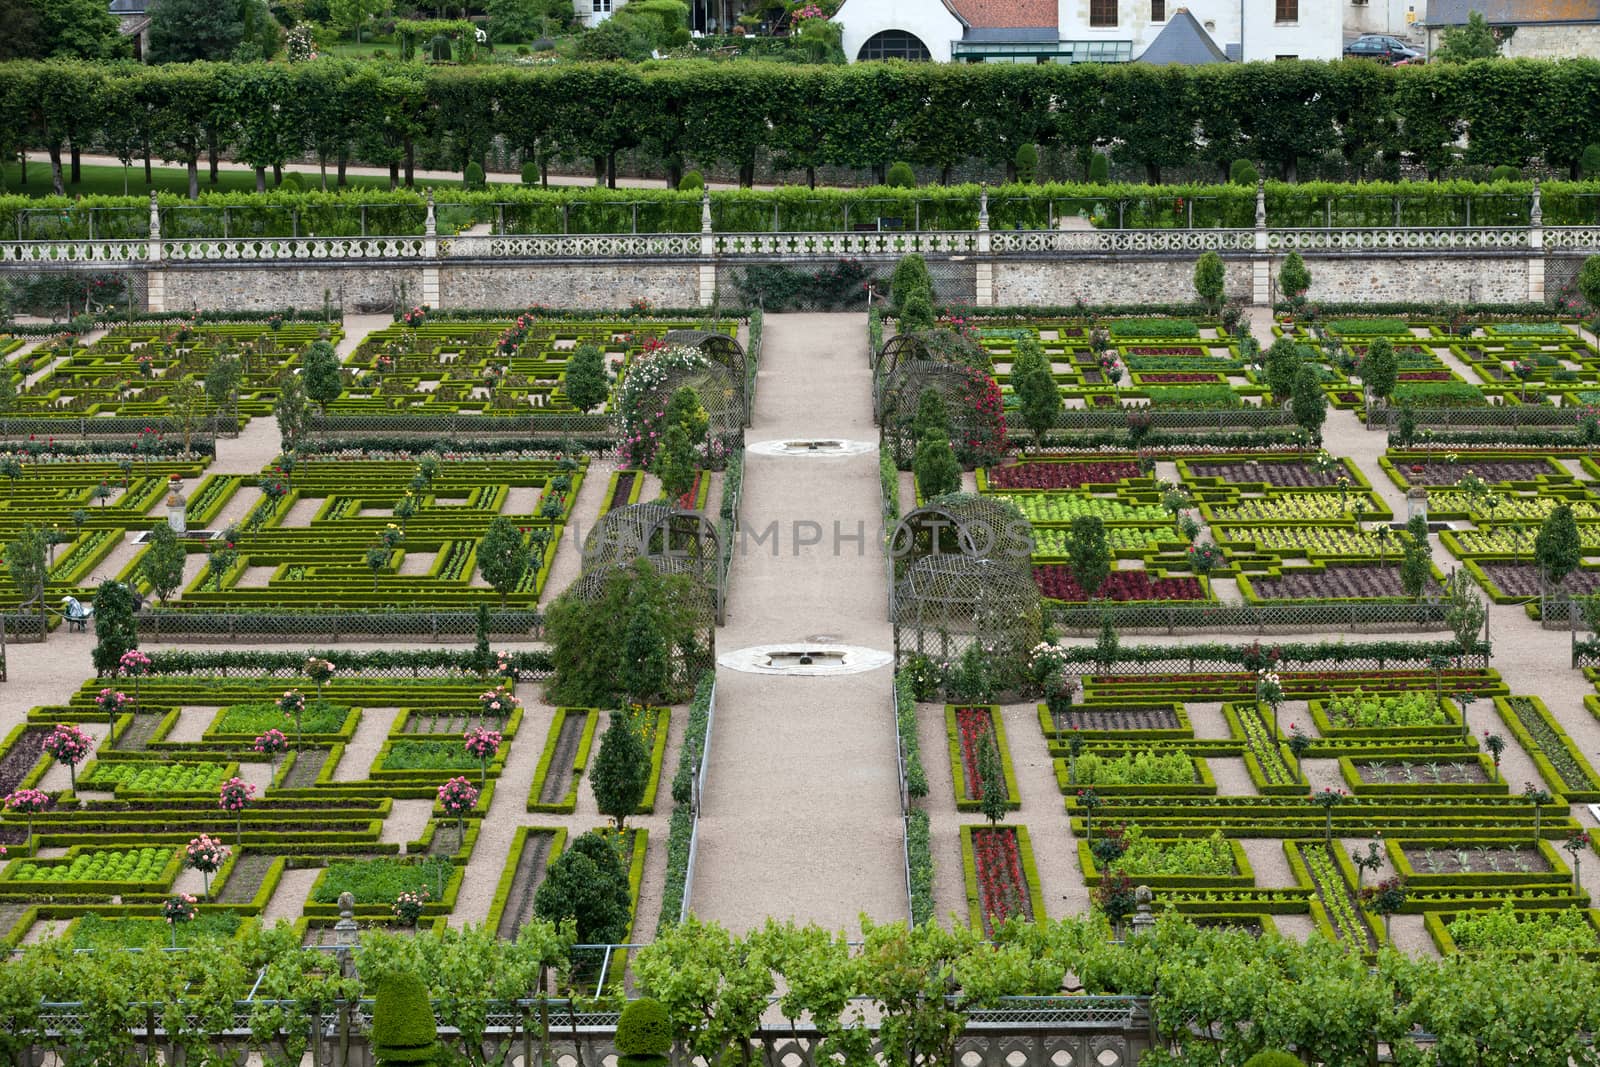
463,727 -> 503,786
401,305 -> 429,328
184,834 -> 230,896
955,366 -> 1007,465
218,777 -> 255,844
95,688 -> 130,730
970,826 -> 1027,935
5,788 -> 51,843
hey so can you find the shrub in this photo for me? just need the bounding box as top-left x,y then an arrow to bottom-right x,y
913,430 -> 960,500
92,580 -> 139,676
678,170 -> 704,190
1490,164 -> 1521,182
890,253 -> 933,315
615,997 -> 672,1067
464,162 -> 486,190
900,291 -> 935,333
1583,144 -> 1600,178
520,161 -> 540,185
1578,255 -> 1600,312
885,161 -> 916,188
533,830 -> 631,945
1230,158 -> 1259,186
1242,1054 -> 1302,1067
563,342 -> 609,412
370,972 -> 440,1067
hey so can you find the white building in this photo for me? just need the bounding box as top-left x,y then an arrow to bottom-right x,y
1344,0 -> 1425,41
835,0 -> 1341,64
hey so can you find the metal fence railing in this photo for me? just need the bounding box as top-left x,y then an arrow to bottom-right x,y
136,609 -> 547,642
1046,599 -> 1452,636
678,679 -> 717,924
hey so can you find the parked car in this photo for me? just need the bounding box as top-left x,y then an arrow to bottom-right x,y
1344,34 -> 1423,63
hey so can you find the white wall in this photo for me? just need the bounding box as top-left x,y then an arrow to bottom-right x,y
1240,0 -> 1341,59
1054,0 -> 1240,55
835,0 -> 963,62
1344,0 -> 1424,40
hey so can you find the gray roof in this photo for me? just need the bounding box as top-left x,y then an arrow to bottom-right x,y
1136,8 -> 1229,64
1424,0 -> 1600,25
962,26 -> 1058,41
108,0 -> 146,13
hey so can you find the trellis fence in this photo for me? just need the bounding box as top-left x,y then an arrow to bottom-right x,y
1047,599 -> 1451,636
135,609 -> 547,643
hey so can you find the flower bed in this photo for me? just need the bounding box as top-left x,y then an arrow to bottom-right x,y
1183,460 -> 1347,487
209,701 -> 353,737
960,825 -> 1045,936
1241,563 -> 1437,601
946,706 -> 1020,812
982,461 -> 1140,490
1033,566 -> 1207,603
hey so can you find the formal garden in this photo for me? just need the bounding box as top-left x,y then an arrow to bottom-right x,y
6,247 -> 1600,1063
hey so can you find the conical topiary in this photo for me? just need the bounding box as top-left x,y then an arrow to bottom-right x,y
371,971 -> 440,1067
1242,1052 -> 1302,1067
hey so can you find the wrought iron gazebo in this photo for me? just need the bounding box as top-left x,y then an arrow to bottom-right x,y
581,501 -> 725,622
891,554 -> 1043,674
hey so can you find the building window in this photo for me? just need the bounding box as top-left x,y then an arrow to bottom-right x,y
1090,0 -> 1117,27
858,29 -> 931,60
1275,53 -> 1298,60
593,0 -> 611,12
1151,0 -> 1165,20
1275,0 -> 1297,21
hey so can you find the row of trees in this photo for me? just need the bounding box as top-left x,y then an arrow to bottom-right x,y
8,56 -> 1600,196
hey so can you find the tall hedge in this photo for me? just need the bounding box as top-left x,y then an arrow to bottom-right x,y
5,58 -> 1600,201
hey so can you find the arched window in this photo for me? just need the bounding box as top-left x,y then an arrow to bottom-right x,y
857,29 -> 931,61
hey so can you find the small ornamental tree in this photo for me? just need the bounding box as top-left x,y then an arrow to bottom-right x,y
912,387 -> 950,443
280,687 -> 308,746
275,372 -> 310,452
184,833 -> 229,897
1524,784 -> 1553,847
218,777 -> 255,846
1093,870 -> 1138,938
4,789 -> 49,843
463,727 -> 502,787
477,516 -> 531,607
43,724 -> 93,791
92,580 -> 140,678
141,524 -> 187,605
479,683 -> 520,721
118,649 -> 151,706
1011,338 -> 1061,452
1443,569 -> 1487,657
563,342 -> 609,412
1578,255 -> 1600,315
1193,251 -> 1226,314
615,997 -> 672,1067
437,776 -> 480,849
254,728 -> 289,772
393,491 -> 418,532
301,339 -> 342,413
891,253 -> 933,316
1360,876 -> 1408,939
1535,504 -> 1583,589
976,724 -> 1007,827
1360,335 -> 1399,407
162,894 -> 198,949
1077,787 -> 1103,843
4,526 -> 47,636
591,709 -> 649,830
304,656 -> 335,699
653,423 -> 699,504
899,291 -> 935,333
1309,787 -> 1347,844
1263,337 -> 1303,404
1483,731 -> 1507,782
620,601 -> 671,708
533,829 -> 632,946
913,430 -> 961,501
95,688 -> 130,732
1067,515 -> 1111,600
1400,537 -> 1432,601
1290,364 -> 1327,443
1279,252 -> 1311,310
1566,829 -> 1591,891
1351,838 -> 1384,889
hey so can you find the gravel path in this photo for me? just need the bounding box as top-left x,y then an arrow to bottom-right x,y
690,313 -> 906,936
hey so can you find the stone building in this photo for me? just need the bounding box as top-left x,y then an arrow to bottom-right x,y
1421,0 -> 1600,58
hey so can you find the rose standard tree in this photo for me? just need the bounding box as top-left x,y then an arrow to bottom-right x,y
42,724 -> 93,791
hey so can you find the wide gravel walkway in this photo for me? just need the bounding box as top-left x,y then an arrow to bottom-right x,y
688,313 -> 907,935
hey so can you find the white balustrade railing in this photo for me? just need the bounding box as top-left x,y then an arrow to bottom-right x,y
989,228 -> 1255,254
0,240 -> 150,264
5,226 -> 1594,268
1266,227 -> 1531,251
1543,227 -> 1600,251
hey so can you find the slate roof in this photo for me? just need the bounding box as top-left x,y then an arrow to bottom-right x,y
1424,0 -> 1600,24
1136,8 -> 1230,64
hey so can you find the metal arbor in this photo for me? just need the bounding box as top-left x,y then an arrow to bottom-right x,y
891,554 -> 1043,676
651,360 -> 744,458
566,556 -> 719,682
581,501 -> 726,623
889,493 -> 1034,586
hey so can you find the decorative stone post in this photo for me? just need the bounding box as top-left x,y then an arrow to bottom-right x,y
1406,485 -> 1429,526
1129,885 -> 1156,936
699,188 -> 716,308
166,476 -> 187,534
421,188 -> 440,310
1528,177 -> 1545,304
1252,179 -> 1270,307
147,191 -> 165,314
974,184 -> 993,308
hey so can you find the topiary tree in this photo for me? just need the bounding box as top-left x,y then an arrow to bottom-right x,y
1087,151 -> 1109,184
563,342 -> 609,412
899,291 -> 935,333
1490,164 -> 1520,183
1011,339 -> 1061,452
1578,255 -> 1600,315
591,709 -> 649,830
1263,337 -> 1303,404
976,725 -> 1007,827
370,971 -> 440,1067
4,525 -> 48,637
891,253 -> 933,316
301,339 -> 342,414
533,830 -> 631,945
1229,158 -> 1259,186
1193,251 -> 1226,314
1241,1052 -> 1302,1067
653,423 -> 699,504
884,161 -> 915,188
1400,538 -> 1432,601
1278,252 -> 1311,310
620,599 -> 671,708
464,161 -> 486,189
913,430 -> 961,500
1013,143 -> 1038,184
1360,335 -> 1399,407
91,580 -> 139,677
614,997 -> 671,1067
912,387 -> 950,443
273,372 -> 309,452
1535,504 -> 1583,588
1068,515 -> 1111,601
1290,364 -> 1327,443
678,170 -> 704,190
521,160 -> 540,185
141,523 -> 187,606
477,516 -> 530,607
